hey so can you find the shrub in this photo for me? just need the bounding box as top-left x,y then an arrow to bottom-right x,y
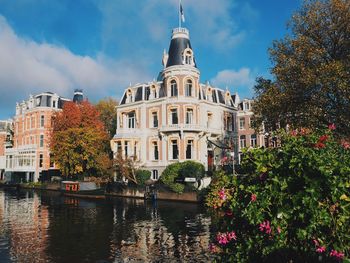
160,163 -> 184,194
135,169 -> 151,186
206,127 -> 350,262
178,161 -> 205,181
160,161 -> 205,194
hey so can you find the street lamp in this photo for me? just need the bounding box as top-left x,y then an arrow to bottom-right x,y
230,151 -> 235,176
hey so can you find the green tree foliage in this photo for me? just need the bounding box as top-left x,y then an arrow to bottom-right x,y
206,127 -> 350,262
95,98 -> 118,139
253,0 -> 350,137
160,161 -> 205,194
135,170 -> 151,186
50,101 -> 111,178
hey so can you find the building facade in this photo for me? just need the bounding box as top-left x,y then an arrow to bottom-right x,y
111,27 -> 238,180
0,120 -> 12,181
237,98 -> 265,162
4,92 -> 72,183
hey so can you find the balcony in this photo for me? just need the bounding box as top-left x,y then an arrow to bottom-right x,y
160,124 -> 222,134
114,128 -> 142,139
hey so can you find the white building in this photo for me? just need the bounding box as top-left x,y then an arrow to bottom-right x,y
111,27 -> 239,180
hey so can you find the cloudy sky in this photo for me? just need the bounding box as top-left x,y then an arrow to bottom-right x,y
0,0 -> 301,119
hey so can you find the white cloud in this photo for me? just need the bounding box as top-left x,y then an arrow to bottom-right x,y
211,68 -> 255,94
95,0 -> 255,53
0,15 -> 151,117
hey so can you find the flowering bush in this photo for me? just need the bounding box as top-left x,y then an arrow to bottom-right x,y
206,127 -> 350,262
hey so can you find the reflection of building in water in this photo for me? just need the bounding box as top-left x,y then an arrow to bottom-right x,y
3,192 -> 50,263
112,201 -> 212,262
0,191 -> 4,232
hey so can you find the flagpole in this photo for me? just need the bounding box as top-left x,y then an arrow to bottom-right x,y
179,0 -> 181,28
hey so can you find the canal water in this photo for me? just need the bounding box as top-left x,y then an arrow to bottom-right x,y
0,189 -> 214,263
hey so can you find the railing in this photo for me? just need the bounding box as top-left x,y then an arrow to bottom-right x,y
172,27 -> 189,35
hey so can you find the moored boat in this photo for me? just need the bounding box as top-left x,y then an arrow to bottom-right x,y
61,181 -> 105,199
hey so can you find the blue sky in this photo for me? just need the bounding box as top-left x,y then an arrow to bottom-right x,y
0,0 -> 302,119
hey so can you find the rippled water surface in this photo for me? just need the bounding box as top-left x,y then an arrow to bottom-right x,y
0,189 -> 214,262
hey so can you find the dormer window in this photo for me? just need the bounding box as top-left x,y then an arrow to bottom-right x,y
183,48 -> 193,65
185,79 -> 193,96
170,80 -> 178,97
127,89 -> 133,103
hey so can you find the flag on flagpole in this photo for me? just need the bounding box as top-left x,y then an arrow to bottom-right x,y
180,2 -> 185,23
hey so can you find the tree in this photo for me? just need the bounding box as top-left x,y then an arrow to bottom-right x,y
253,0 -> 350,137
113,153 -> 139,184
50,101 -> 111,178
95,98 -> 118,139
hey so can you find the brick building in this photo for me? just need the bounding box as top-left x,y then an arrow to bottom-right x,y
4,92 -> 74,183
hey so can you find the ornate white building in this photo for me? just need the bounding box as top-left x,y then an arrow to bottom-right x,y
111,27 -> 239,180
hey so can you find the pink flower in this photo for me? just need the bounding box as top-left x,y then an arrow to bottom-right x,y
218,188 -> 227,201
314,142 -> 326,149
259,220 -> 272,235
277,227 -> 281,234
341,140 -> 350,149
330,249 -> 344,260
328,123 -> 336,130
319,135 -> 328,143
312,239 -> 319,246
209,243 -> 219,253
227,231 -> 237,241
316,246 -> 326,253
216,232 -> 229,245
290,130 -> 298,136
251,194 -> 257,202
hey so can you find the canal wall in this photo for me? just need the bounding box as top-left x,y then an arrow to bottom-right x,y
106,185 -> 200,203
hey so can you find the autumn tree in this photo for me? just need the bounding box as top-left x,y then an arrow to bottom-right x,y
253,0 -> 350,137
50,101 -> 112,179
95,98 -> 118,139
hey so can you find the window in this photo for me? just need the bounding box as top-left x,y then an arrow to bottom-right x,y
244,102 -> 250,110
207,112 -> 212,128
185,79 -> 193,96
128,112 -> 135,128
53,101 -> 56,108
40,115 -> 45,127
40,135 -> 44,147
153,142 -> 159,160
184,50 -> 193,65
186,140 -> 193,159
31,116 -> 35,129
171,140 -> 178,159
239,118 -> 245,130
186,109 -> 193,124
152,112 -> 158,128
132,142 -> 137,159
152,170 -> 159,180
39,154 -> 43,168
116,142 -> 122,154
49,154 -> 54,167
251,134 -> 257,147
240,135 -> 246,148
226,115 -> 233,131
171,109 -> 178,124
170,80 -> 178,97
124,141 -> 129,157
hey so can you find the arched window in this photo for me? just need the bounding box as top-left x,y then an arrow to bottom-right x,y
170,80 -> 178,97
185,79 -> 193,96
184,49 -> 193,65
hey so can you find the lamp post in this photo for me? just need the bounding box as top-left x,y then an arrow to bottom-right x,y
230,151 -> 235,176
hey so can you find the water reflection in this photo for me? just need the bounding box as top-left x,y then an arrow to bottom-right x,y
0,189 -> 213,262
